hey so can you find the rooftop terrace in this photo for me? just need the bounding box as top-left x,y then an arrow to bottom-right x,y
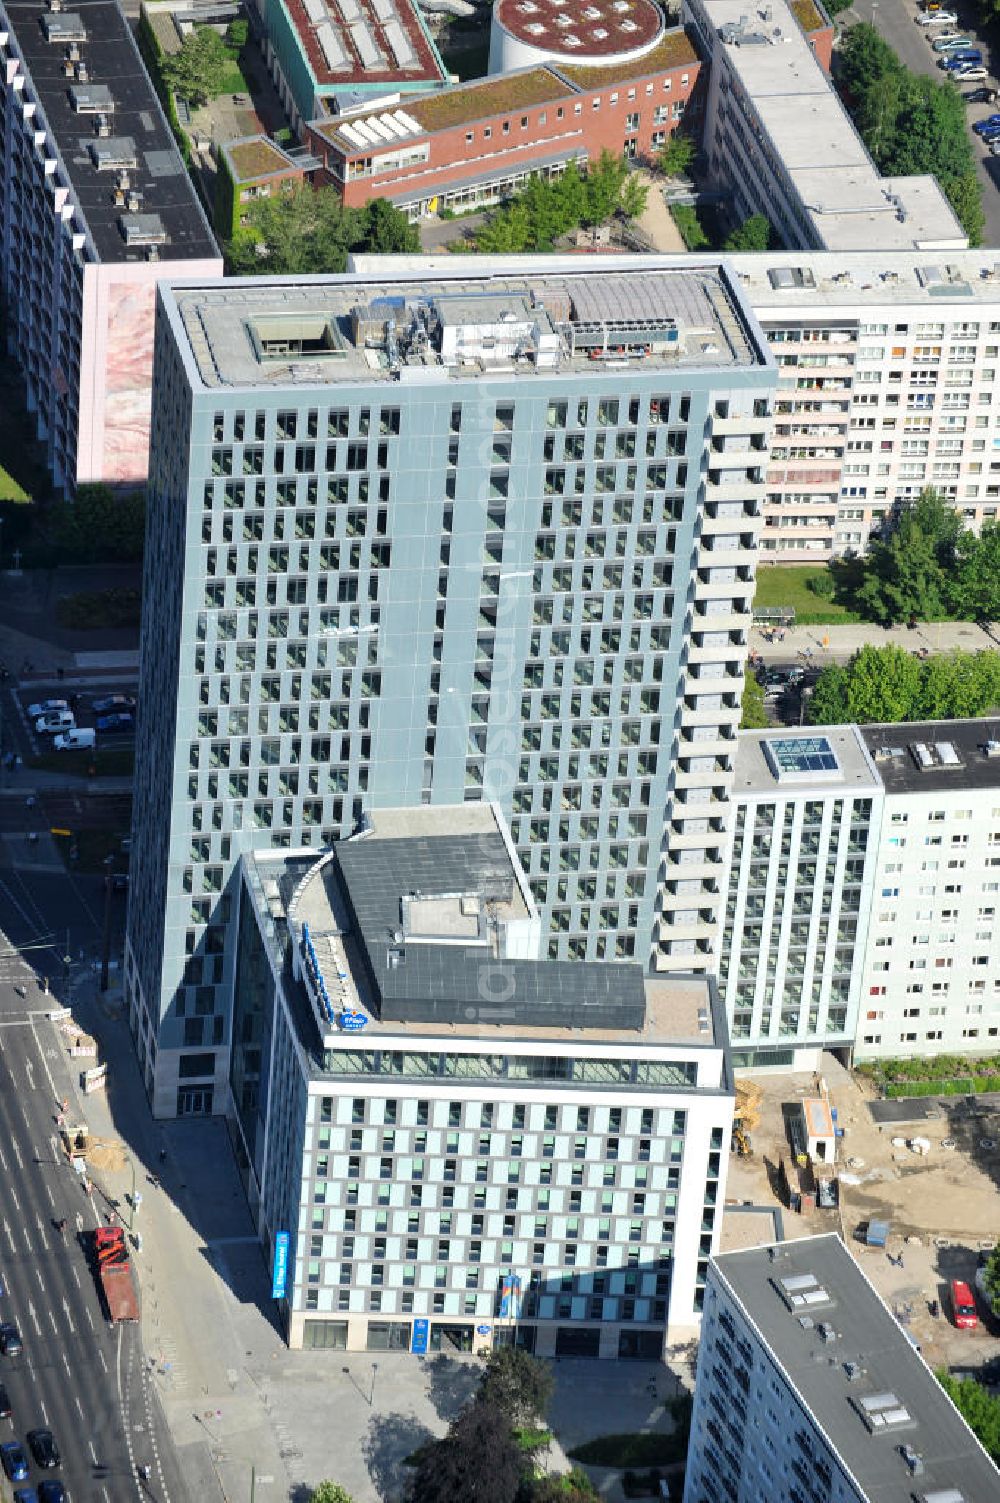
4,0 -> 217,262
165,257 -> 771,388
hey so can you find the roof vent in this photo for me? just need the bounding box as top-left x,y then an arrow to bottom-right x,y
119,212 -> 166,246
42,10 -> 86,40
899,1444 -> 924,1477
776,1272 -> 833,1311
818,1322 -> 836,1344
843,1361 -> 862,1381
854,1391 -> 914,1434
918,1492 -> 966,1503
94,113 -> 111,137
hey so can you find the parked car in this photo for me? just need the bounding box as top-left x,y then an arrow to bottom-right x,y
94,712 -> 134,733
52,728 -> 96,752
934,34 -> 974,49
26,1431 -> 59,1470
34,711 -> 74,735
973,113 -> 1000,131
0,1384 -> 11,1420
91,693 -> 136,714
950,1278 -> 979,1329
942,52 -> 983,70
0,1325 -> 22,1357
956,67 -> 990,80
26,699 -> 67,719
917,9 -> 958,23
38,1485 -> 66,1503
0,1443 -> 28,1483
13,1490 -> 39,1503
965,86 -> 999,101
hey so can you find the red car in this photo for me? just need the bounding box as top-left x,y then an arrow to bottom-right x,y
950,1278 -> 979,1330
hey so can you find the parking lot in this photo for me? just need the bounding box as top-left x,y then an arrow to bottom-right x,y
6,682 -> 138,766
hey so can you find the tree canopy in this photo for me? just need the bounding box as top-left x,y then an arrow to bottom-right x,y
740,671 -> 769,729
807,644 -> 1000,726
657,131 -> 696,178
473,155 -> 646,253
981,1246 -> 1000,1311
478,1346 -> 554,1432
836,24 -> 984,244
309,1486 -> 355,1503
937,1372 -> 1000,1462
410,1399 -> 527,1503
226,184 -> 418,275
161,27 -> 233,107
724,213 -> 773,251
844,489 -> 1000,627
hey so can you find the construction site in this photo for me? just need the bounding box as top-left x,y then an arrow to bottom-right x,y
724,1057 -> 1000,1375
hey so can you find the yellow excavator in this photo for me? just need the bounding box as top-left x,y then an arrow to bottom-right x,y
732,1079 -> 763,1157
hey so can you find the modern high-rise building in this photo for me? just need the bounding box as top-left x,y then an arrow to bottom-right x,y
718,725 -> 881,1073
684,1233 -> 1000,1503
0,0 -> 221,494
125,255 -> 775,1116
232,803 -> 733,1352
854,719 -> 1000,1063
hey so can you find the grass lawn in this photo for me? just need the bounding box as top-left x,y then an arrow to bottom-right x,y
753,564 -> 863,625
0,463 -> 28,502
32,745 -> 134,778
569,1432 -> 686,1468
214,59 -> 248,95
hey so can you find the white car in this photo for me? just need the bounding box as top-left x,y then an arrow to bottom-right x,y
933,34 -> 973,49
34,711 -> 74,735
917,9 -> 958,23
27,698 -> 68,718
956,66 -> 990,80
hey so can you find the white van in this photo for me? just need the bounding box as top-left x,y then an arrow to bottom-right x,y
53,728 -> 96,751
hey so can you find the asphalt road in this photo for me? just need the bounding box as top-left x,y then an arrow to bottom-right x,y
847,0 -> 1000,247
0,882 -> 183,1501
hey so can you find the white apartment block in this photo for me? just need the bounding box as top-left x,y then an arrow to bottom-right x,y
735,249 -> 1000,560
684,0 -> 965,259
719,727 -> 881,1073
232,804 -> 735,1354
855,720 -> 1000,1063
684,1233 -> 1000,1503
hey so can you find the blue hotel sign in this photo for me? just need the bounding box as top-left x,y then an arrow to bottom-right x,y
272,1230 -> 290,1299
411,1318 -> 429,1354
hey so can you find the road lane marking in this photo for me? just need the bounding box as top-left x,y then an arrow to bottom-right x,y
62,1351 -> 72,1380
62,1297 -> 75,1334
9,1187 -> 18,1212
27,1300 -> 40,1336
44,1182 -> 54,1207
3,1221 -> 14,1253
11,1139 -> 21,1170
75,1394 -> 85,1420
40,1399 -> 48,1424
23,1059 -> 33,1091
89,1439 -> 98,1464
85,1307 -> 94,1330
35,1268 -> 45,1295
71,1265 -> 81,1288
35,1217 -> 48,1253
97,1346 -> 107,1373
27,1015 -> 59,1104
48,1308 -> 58,1335
0,1146 -> 7,1172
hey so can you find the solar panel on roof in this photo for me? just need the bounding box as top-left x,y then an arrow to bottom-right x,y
767,736 -> 839,778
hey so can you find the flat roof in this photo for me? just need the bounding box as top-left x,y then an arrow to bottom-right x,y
494,0 -> 663,58
163,257 -> 773,389
223,135 -> 302,182
314,65 -> 576,147
280,0 -> 444,91
733,724 -> 880,797
6,0 -> 218,262
732,247 -> 1000,312
860,718 -> 1000,796
556,24 -> 698,86
695,0 -> 965,251
711,1234 -> 1000,1501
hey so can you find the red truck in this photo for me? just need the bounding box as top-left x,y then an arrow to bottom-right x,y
92,1226 -> 139,1323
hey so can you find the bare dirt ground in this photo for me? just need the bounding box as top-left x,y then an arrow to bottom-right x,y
724,1055 -> 1000,1376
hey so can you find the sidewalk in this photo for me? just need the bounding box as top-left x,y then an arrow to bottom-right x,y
750,618 -> 995,664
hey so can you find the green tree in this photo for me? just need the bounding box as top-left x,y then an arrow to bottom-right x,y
842,643 -> 924,724
982,1245 -> 1000,1311
51,486 -> 146,563
582,151 -> 628,224
724,213 -> 773,251
837,23 -> 899,101
361,197 -> 420,254
807,662 -> 850,726
740,671 -> 769,729
618,171 -> 649,221
954,522 -> 1000,621
670,204 -> 709,249
411,1400 -> 526,1503
855,489 -> 961,625
657,131 -> 696,178
937,1372 -> 1000,1461
309,1486 -> 355,1503
945,173 -> 986,248
478,1346 -> 554,1431
161,26 -> 233,106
